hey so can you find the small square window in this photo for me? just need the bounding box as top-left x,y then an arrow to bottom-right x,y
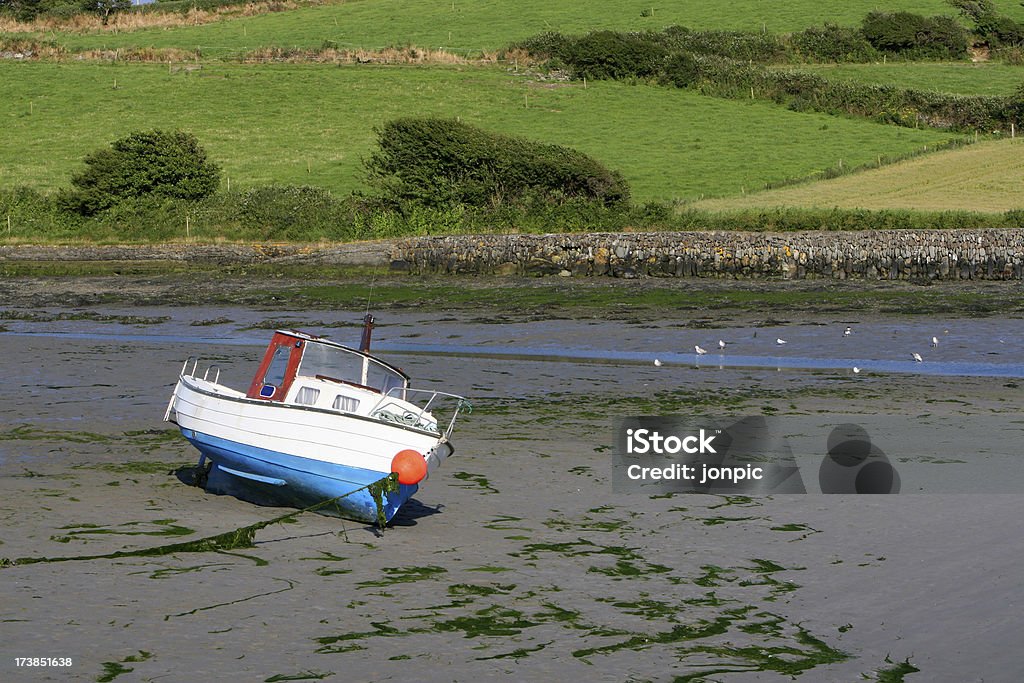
295,386 -> 320,406
333,395 -> 360,412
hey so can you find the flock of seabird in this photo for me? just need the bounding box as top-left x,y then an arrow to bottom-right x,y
654,325 -> 954,373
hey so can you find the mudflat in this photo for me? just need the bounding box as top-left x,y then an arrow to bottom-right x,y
1,272 -> 1021,681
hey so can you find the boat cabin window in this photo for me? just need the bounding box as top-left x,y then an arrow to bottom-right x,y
298,341 -> 406,394
366,360 -> 406,396
333,395 -> 360,412
263,346 -> 290,389
295,386 -> 320,406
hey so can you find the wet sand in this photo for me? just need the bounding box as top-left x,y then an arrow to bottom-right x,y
1,280 -> 1023,682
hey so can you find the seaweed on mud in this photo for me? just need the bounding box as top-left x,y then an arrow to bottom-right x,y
356,565 -> 447,588
451,471 -> 499,494
874,655 -> 921,681
96,651 -> 152,682
264,672 -> 335,682
0,310 -> 170,325
0,474 -> 400,569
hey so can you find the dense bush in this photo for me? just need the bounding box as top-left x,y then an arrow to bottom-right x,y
0,0 -> 244,21
514,15 -> 970,70
788,24 -> 879,63
560,30 -> 668,80
237,185 -> 345,240
513,27 -> 783,69
0,0 -> 76,21
0,0 -> 132,22
62,130 -> 221,216
659,51 -> 700,88
861,12 -> 968,59
365,118 -> 630,208
950,0 -> 1024,48
657,25 -> 787,62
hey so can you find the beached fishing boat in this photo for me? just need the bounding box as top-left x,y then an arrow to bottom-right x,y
164,316 -> 469,524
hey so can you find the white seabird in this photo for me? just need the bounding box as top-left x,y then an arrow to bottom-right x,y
931,336 -> 939,347
912,352 -> 923,362
695,345 -> 708,355
776,338 -> 787,345
844,326 -> 852,337
654,359 -> 662,367
718,339 -> 726,350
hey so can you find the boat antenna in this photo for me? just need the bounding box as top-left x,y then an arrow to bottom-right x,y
364,266 -> 378,318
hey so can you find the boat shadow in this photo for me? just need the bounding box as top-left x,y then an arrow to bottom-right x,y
172,463 -> 209,488
388,499 -> 444,527
171,463 -> 443,528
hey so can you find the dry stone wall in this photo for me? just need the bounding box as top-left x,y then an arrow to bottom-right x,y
390,231 -> 1024,280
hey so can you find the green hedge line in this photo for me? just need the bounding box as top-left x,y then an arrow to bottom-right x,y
514,11 -> 977,67
516,28 -> 1024,133
687,55 -> 1021,131
3,186 -> 1022,244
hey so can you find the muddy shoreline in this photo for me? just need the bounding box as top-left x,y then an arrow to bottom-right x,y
2,264 -> 1024,322
1,274 -> 1022,681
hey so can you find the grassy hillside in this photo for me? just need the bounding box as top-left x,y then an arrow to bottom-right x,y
0,61 -> 958,204
691,138 -> 1024,213
3,0 -> 1023,240
9,0 -> 965,54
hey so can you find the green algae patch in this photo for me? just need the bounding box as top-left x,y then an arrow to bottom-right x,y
314,622 -> 402,653
356,565 -> 448,588
451,471 -> 499,494
0,475 -> 398,569
432,605 -> 541,638
53,519 -> 195,542
874,656 -> 921,682
0,425 -> 115,444
0,310 -> 170,325
96,662 -> 134,682
96,651 -> 152,682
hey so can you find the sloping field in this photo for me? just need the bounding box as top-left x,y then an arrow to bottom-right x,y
0,62 -> 958,203
15,0 -> 959,54
691,138 -> 1024,213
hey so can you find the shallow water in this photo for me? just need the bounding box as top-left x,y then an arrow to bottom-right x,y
5,305 -> 1024,378
1,303 -> 1022,681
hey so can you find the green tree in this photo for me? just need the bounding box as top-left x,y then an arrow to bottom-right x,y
84,0 -> 131,25
63,130 -> 220,215
366,118 -> 629,209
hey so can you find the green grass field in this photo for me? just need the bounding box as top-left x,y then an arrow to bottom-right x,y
3,0 -> 1024,234
776,62 -> 1024,96
692,138 -> 1024,212
0,61 -> 958,204
8,0 -> 975,54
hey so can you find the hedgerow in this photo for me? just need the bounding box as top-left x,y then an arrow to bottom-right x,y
514,28 -> 1023,133
365,118 -> 630,209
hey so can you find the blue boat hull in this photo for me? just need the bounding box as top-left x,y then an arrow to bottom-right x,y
183,430 -> 418,524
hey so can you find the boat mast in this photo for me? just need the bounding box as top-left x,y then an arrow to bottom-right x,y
359,313 -> 374,385
360,313 -> 374,353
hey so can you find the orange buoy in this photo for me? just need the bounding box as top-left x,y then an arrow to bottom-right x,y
391,449 -> 427,485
